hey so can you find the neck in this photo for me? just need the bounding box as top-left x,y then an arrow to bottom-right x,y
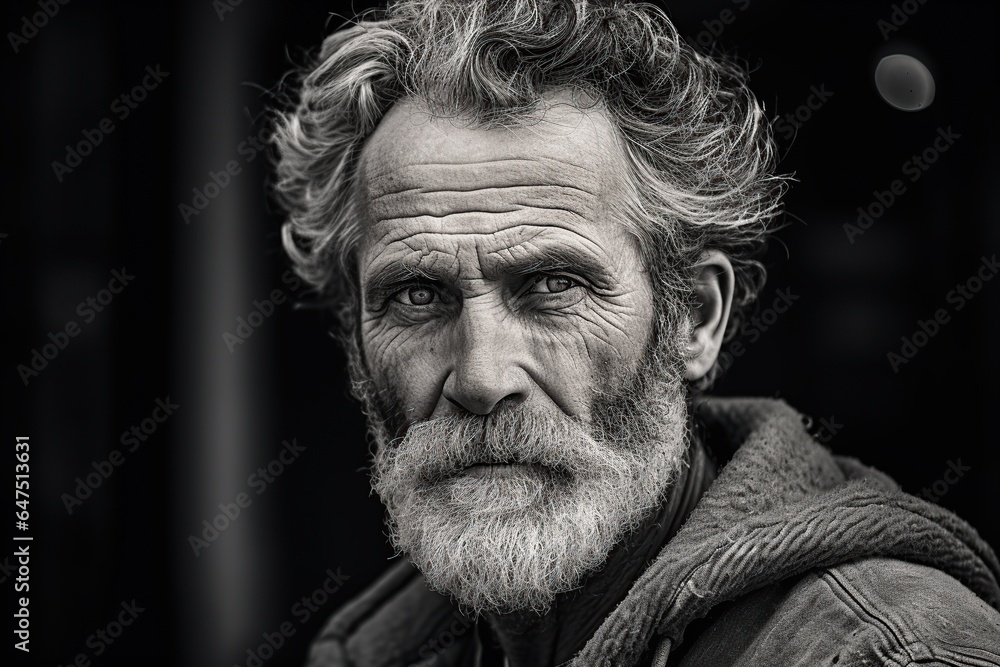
480,438 -> 713,666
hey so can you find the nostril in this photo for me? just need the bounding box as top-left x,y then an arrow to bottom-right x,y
494,393 -> 527,411
443,391 -> 526,417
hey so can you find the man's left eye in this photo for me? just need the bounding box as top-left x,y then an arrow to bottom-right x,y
528,275 -> 578,294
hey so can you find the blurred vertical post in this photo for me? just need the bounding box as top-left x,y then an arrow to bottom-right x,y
171,2 -> 272,665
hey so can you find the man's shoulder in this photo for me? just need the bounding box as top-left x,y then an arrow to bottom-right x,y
306,560 -> 474,667
675,556 -> 1000,666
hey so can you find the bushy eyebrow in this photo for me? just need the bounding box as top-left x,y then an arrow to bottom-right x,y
482,242 -> 617,287
362,240 -> 619,306
364,262 -> 449,297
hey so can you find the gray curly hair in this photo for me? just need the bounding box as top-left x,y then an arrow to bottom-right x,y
272,0 -> 788,386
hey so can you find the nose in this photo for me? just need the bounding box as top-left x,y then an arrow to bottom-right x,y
441,305 -> 531,415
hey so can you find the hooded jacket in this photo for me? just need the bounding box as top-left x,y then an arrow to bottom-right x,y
305,397 -> 1000,666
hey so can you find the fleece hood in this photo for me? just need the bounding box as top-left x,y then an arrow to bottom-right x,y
572,396 -> 1000,666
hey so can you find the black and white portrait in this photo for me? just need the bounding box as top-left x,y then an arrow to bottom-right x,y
6,1 -> 1000,665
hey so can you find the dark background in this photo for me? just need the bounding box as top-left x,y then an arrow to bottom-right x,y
3,0 -> 998,665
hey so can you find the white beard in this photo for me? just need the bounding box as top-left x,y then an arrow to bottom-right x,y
367,346 -> 691,615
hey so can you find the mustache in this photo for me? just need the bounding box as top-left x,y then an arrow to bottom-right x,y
376,406 -> 597,485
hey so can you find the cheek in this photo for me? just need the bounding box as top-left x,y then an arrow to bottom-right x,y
361,319 -> 449,415
524,295 -> 656,414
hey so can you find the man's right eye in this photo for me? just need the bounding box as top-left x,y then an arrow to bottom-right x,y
393,285 -> 437,306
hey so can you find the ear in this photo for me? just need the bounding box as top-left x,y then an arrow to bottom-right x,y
684,250 -> 735,381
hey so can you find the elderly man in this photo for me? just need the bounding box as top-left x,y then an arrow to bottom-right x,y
273,1 -> 1000,665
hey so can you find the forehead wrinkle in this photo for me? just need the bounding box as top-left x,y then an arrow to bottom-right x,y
369,187 -> 598,225
364,158 -> 600,200
359,98 -> 625,205
360,220 -> 619,286
356,96 -> 636,282
361,208 -> 605,269
359,155 -> 611,254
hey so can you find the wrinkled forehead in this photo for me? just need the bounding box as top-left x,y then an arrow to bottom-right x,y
356,92 -> 627,215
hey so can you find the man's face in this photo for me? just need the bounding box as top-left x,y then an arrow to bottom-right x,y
357,94 -> 659,427
353,94 -> 692,613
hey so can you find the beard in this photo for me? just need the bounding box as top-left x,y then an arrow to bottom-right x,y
355,310 -> 692,616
